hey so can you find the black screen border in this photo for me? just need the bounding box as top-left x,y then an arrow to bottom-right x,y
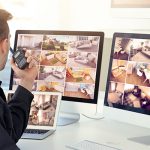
9,30 -> 104,104
104,32 -> 150,115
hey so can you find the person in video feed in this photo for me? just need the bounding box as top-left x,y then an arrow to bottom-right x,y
0,9 -> 38,149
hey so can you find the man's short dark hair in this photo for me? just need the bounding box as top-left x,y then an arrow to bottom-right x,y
0,9 -> 13,41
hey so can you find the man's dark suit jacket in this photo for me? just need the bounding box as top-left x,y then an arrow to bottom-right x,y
0,82 -> 33,150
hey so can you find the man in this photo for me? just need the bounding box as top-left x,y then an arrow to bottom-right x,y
0,9 -> 38,149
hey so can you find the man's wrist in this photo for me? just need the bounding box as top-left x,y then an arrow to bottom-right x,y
19,79 -> 34,91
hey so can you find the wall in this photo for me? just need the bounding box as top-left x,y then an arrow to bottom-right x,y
1,0 -> 150,91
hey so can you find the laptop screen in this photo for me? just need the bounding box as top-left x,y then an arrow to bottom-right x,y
7,91 -> 61,128
104,32 -> 150,115
29,93 -> 59,126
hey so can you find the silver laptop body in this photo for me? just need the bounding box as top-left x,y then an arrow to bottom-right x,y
6,91 -> 61,140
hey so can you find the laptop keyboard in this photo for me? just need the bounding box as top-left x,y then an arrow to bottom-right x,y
24,129 -> 49,134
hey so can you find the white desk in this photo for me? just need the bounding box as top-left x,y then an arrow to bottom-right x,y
17,116 -> 150,150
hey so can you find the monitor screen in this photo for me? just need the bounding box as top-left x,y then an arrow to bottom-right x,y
104,32 -> 150,115
9,30 -> 104,104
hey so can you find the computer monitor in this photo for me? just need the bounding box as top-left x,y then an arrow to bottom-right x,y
104,32 -> 150,129
9,30 -> 104,125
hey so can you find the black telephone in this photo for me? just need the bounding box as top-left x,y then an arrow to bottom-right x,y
10,47 -> 28,69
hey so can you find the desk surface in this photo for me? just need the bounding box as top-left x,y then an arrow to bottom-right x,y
17,116 -> 150,150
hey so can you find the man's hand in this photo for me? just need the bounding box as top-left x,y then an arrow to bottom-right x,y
10,51 -> 38,91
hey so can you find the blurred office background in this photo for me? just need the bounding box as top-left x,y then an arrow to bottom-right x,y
0,0 -> 150,91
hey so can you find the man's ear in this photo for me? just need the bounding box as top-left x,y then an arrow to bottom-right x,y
0,38 -> 8,54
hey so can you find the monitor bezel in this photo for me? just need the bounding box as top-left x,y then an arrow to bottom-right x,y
104,32 -> 150,115
9,30 -> 104,104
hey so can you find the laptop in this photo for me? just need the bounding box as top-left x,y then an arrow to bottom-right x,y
6,91 -> 61,140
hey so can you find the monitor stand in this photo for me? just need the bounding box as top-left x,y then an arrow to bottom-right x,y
57,112 -> 80,126
82,112 -> 104,120
57,112 -> 104,126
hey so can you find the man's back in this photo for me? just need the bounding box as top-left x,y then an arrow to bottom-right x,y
0,85 -> 34,149
0,95 -> 20,150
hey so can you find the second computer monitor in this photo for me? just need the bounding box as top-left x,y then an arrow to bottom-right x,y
104,32 -> 150,129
